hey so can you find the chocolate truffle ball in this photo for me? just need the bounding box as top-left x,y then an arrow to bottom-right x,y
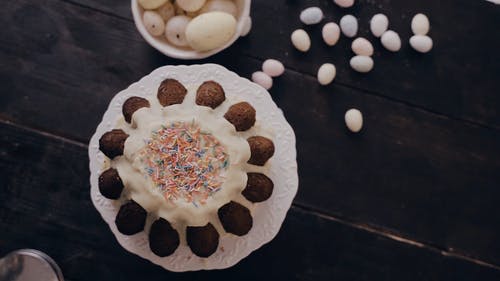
224,102 -> 256,131
242,173 -> 274,203
195,81 -> 226,109
98,168 -> 124,199
115,200 -> 147,235
218,201 -> 253,236
149,218 -> 180,257
157,78 -> 187,106
99,129 -> 129,159
186,223 -> 219,258
247,136 -> 275,166
122,96 -> 150,123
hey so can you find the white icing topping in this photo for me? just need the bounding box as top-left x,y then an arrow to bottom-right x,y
111,85 -> 252,233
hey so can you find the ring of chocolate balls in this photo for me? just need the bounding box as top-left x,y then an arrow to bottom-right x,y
98,78 -> 275,258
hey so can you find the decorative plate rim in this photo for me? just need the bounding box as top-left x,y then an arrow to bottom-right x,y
88,64 -> 298,271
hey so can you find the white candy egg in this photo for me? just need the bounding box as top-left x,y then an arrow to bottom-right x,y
156,2 -> 175,21
262,59 -> 285,77
340,15 -> 358,38
351,37 -> 373,56
240,16 -> 252,36
411,13 -> 430,35
370,13 -> 388,37
252,71 -> 273,90
200,0 -> 238,18
345,109 -> 363,132
165,15 -> 191,47
291,29 -> 311,52
380,30 -> 401,52
300,7 -> 324,25
322,22 -> 340,46
350,56 -> 374,73
410,35 -> 433,53
143,11 -> 165,36
139,0 -> 167,10
334,0 -> 355,8
176,0 -> 206,12
185,12 -> 236,51
317,63 -> 336,85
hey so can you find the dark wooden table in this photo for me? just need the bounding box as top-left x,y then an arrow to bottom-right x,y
1,0 -> 500,280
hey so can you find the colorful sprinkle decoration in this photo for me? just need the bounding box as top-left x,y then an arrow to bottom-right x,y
140,121 -> 229,206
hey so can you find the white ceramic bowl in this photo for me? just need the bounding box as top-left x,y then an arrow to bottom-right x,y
132,0 -> 251,60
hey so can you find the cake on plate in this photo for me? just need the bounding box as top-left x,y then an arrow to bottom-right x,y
97,78 -> 275,258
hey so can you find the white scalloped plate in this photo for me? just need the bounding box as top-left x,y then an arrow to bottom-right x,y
88,64 -> 298,271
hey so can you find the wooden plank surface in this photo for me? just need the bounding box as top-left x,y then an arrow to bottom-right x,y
1,0 -> 500,279
1,0 -> 500,267
1,120 -> 499,280
67,0 -> 500,128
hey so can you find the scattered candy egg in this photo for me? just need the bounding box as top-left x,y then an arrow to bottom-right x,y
317,63 -> 337,85
334,0 -> 355,8
345,109 -> 363,132
252,71 -> 273,90
380,30 -> 401,52
300,7 -> 324,25
291,29 -> 311,52
340,15 -> 358,38
240,16 -> 252,37
350,56 -> 374,73
351,37 -> 373,56
411,13 -> 430,35
176,0 -> 206,12
139,0 -> 168,10
185,12 -> 236,51
322,22 -> 340,46
156,2 -> 175,21
165,15 -> 191,47
143,11 -> 165,36
409,35 -> 433,53
262,59 -> 285,77
370,13 -> 388,37
200,0 -> 238,18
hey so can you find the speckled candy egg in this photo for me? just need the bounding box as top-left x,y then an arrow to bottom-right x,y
317,63 -> 336,85
411,13 -> 430,35
291,29 -> 311,52
262,59 -> 285,77
139,0 -> 168,10
351,37 -> 373,56
334,0 -> 355,8
350,56 -> 374,73
410,35 -> 433,53
200,0 -> 238,18
176,0 -> 206,12
370,13 -> 388,37
143,11 -> 165,36
240,16 -> 252,36
156,2 -> 175,21
322,22 -> 340,46
185,12 -> 237,51
252,71 -> 273,90
345,109 -> 363,132
165,15 -> 191,47
340,15 -> 358,38
380,30 -> 401,52
300,7 -> 323,25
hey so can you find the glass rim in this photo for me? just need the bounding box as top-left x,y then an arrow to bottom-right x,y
10,249 -> 64,281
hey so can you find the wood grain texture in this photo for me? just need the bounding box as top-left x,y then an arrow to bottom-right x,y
1,0 -> 500,267
1,120 -> 499,280
66,0 -> 500,128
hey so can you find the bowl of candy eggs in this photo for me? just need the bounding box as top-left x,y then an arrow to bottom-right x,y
132,0 -> 251,59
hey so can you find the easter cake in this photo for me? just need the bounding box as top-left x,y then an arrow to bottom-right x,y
97,78 -> 275,258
